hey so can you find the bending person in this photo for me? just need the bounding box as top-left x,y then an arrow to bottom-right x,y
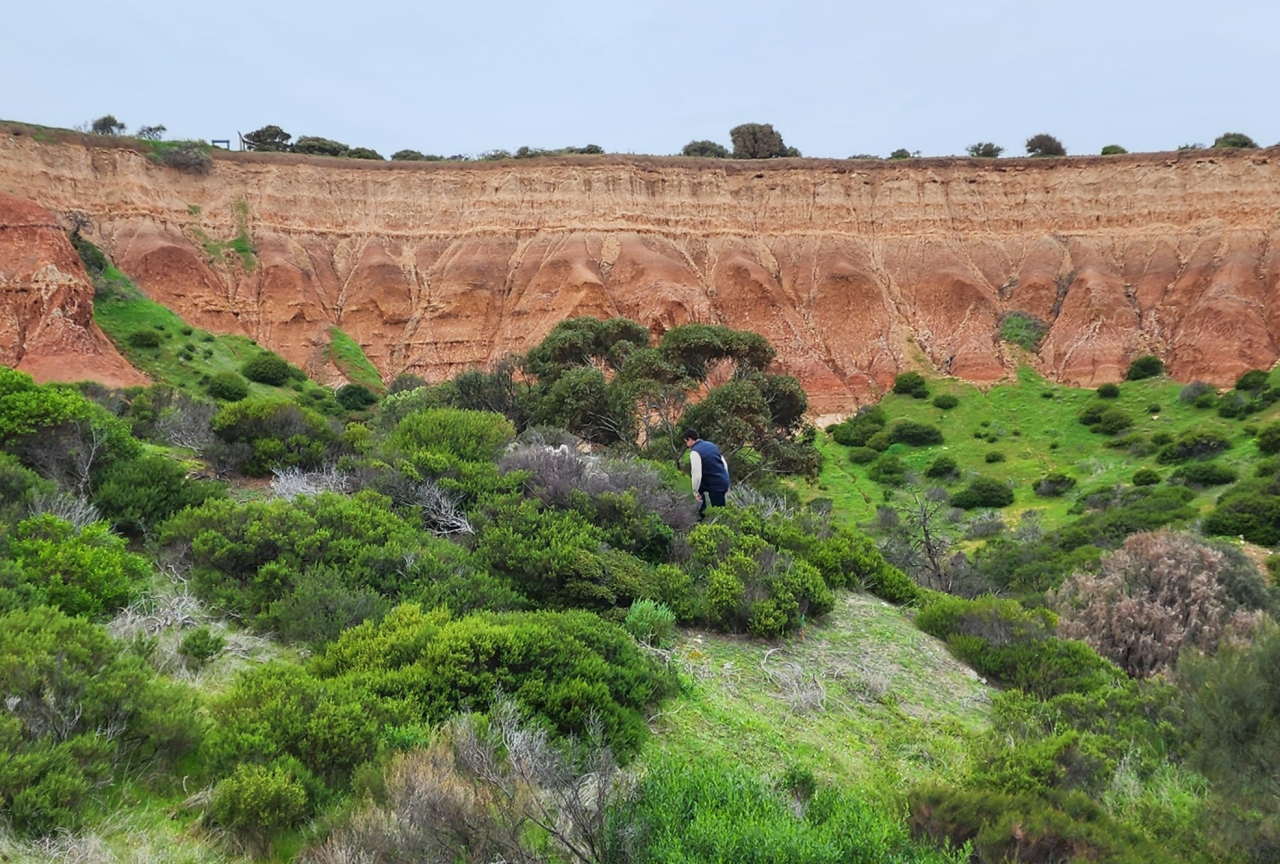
683,428 -> 730,516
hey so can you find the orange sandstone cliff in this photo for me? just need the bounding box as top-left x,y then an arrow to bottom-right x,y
0,190 -> 146,388
1,132 -> 1278,413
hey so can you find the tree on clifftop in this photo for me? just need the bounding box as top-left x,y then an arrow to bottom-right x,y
1025,133 -> 1066,157
1213,132 -> 1258,149
730,123 -> 800,159
90,115 -> 126,136
681,140 -> 730,158
243,125 -> 292,152
966,142 -> 1003,158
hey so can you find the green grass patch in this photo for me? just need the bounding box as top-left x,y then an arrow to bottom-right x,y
190,198 -> 255,270
654,594 -> 989,793
325,327 -> 384,392
804,365 -> 1280,533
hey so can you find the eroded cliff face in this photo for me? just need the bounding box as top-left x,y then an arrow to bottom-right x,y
2,133 -> 1278,412
0,191 -> 146,388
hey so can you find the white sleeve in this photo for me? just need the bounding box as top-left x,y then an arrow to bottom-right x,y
723,458 -> 730,489
689,449 -> 702,492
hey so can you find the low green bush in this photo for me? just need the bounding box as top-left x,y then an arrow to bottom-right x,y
624,598 -> 677,647
892,371 -> 930,399
1093,407 -> 1134,435
909,786 -> 1163,863
830,406 -> 885,446
1156,427 -> 1232,464
932,393 -> 959,410
984,451 -> 1005,464
1132,468 -> 1161,486
8,515 -> 150,617
926,455 -> 958,479
950,477 -> 1014,509
1257,421 -> 1280,456
205,371 -> 249,401
889,420 -> 944,446
1169,462 -> 1238,487
1033,472 -> 1076,497
208,762 -> 310,844
868,453 -> 908,486
999,311 -> 1048,351
128,330 -> 162,349
1125,355 -> 1164,380
241,353 -> 298,386
336,383 -> 378,410
1096,382 -> 1121,399
94,454 -> 225,536
848,445 -> 878,464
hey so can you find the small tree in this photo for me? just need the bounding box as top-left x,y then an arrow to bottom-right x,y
966,142 -> 1003,158
1025,133 -> 1066,157
346,147 -> 384,160
292,136 -> 350,157
242,125 -> 292,152
136,124 -> 166,140
1213,132 -> 1258,149
391,149 -> 443,161
729,123 -> 796,159
889,148 -> 912,160
681,139 -> 730,158
90,115 -> 126,136
1100,144 -> 1128,155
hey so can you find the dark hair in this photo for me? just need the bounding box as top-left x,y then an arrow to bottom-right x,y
682,429 -> 699,442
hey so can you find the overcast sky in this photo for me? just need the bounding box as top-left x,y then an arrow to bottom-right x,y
4,0 -> 1278,159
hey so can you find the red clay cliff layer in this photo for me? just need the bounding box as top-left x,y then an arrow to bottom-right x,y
1,135 -> 1277,412
0,191 -> 146,388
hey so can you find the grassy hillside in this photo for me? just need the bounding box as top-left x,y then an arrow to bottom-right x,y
805,364 -> 1280,532
655,593 -> 989,792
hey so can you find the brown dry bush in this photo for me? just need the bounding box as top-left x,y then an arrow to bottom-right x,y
304,700 -> 624,864
1051,531 -> 1263,678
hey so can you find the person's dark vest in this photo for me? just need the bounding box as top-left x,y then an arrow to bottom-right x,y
691,440 -> 730,492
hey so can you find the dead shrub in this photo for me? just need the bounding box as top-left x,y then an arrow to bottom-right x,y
1052,530 -> 1255,678
303,699 -> 624,864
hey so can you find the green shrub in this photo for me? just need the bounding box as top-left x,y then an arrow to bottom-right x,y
624,599 -> 677,647
1124,355 -> 1164,380
1169,462 -> 1238,487
205,371 -> 249,401
178,626 -> 226,668
909,786 -> 1162,863
209,762 -> 310,842
680,139 -> 730,158
925,455 -> 959,479
336,383 -> 378,411
998,311 -> 1049,350
1078,402 -> 1107,426
94,454 -> 225,536
889,420 -> 944,446
865,430 -> 893,451
161,491 -> 452,638
848,445 -> 878,464
1213,131 -> 1258,149
1096,382 -> 1120,399
1100,144 -> 1128,155
1132,468 -> 1161,486
984,451 -> 1005,464
392,408 -> 515,464
241,353 -> 297,386
1156,427 -> 1232,464
1092,407 -> 1133,435
868,453 -> 908,486
932,393 -> 959,409
829,406 -> 886,446
211,397 -> 334,475
1257,421 -> 1280,456
8,515 -> 149,617
892,371 -> 930,399
1033,472 -> 1076,497
128,329 -> 162,349
950,477 -> 1014,509
1203,479 -> 1280,546
293,136 -> 350,157
1235,369 -> 1270,392
0,607 -> 195,835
